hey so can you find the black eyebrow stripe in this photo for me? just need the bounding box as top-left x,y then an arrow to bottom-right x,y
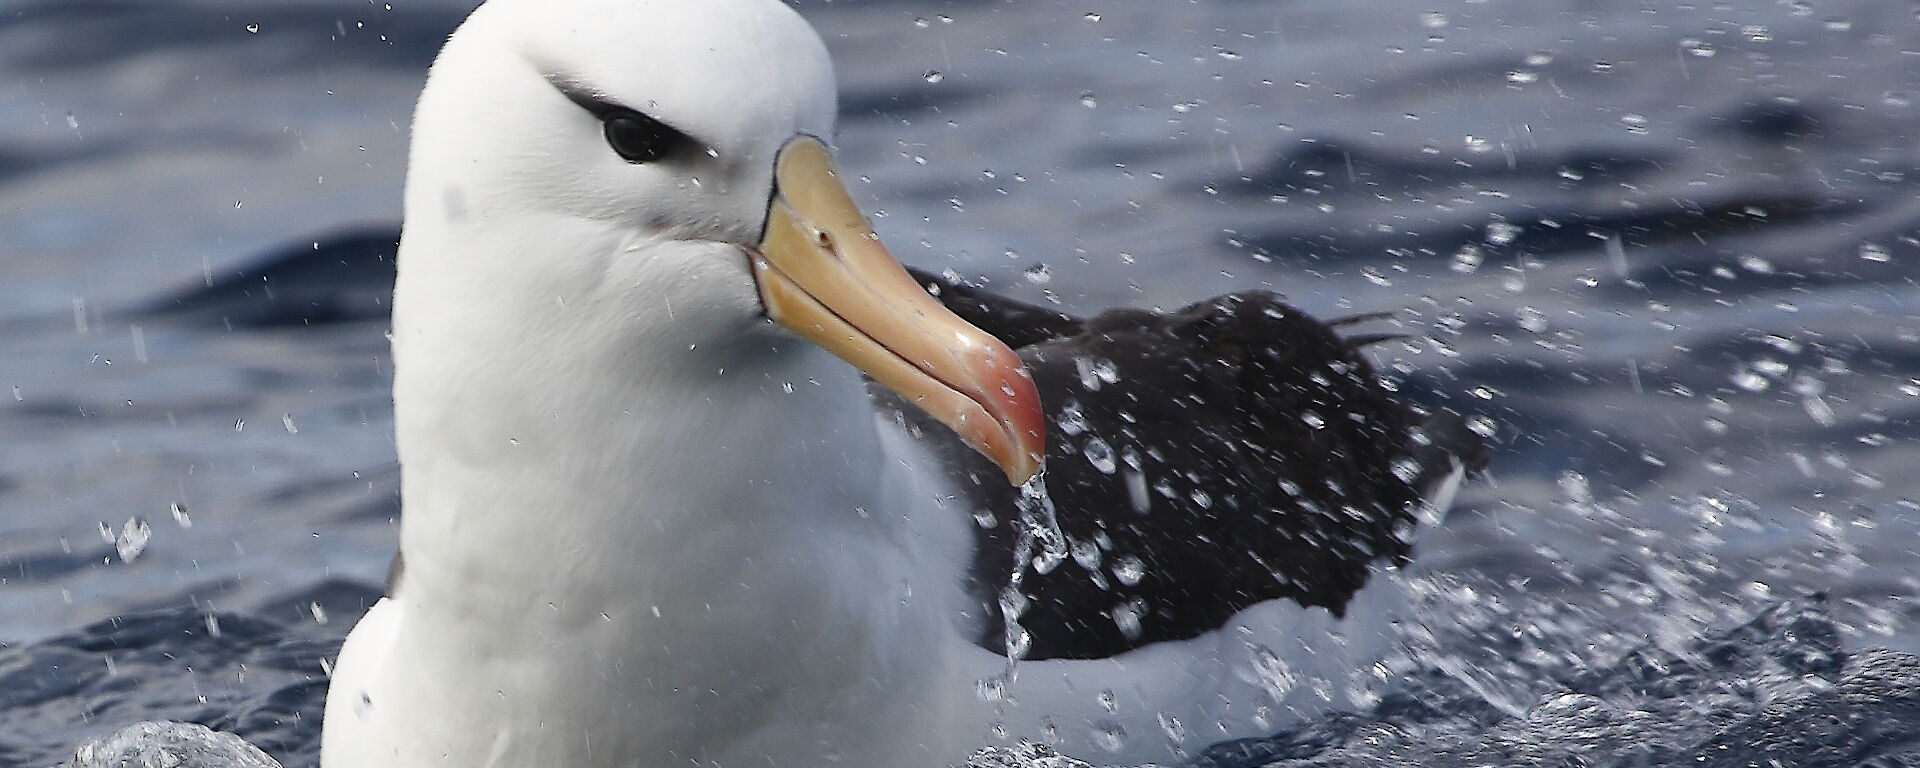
544,74 -> 703,147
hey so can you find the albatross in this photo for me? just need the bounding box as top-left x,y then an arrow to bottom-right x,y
319,0 -> 1482,766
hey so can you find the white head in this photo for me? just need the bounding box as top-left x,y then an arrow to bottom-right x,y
393,0 -> 1042,485
412,0 -> 832,247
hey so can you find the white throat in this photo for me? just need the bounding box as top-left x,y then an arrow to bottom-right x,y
378,225 -> 977,767
389,220 -> 911,611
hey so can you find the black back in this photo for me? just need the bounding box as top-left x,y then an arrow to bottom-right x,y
897,268 -> 1486,660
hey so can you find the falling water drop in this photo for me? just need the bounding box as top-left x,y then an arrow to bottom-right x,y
1001,476 -> 1069,672
1057,398 -> 1089,436
1082,437 -> 1117,474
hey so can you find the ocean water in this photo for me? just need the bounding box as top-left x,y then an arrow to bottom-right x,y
3,0 -> 1918,766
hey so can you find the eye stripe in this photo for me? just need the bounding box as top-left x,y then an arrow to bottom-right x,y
556,88 -> 624,120
545,76 -> 703,163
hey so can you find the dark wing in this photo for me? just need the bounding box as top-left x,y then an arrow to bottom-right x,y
904,266 -> 1085,349
883,273 -> 1486,660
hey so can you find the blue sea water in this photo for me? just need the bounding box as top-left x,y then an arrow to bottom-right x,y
2,0 -> 1918,765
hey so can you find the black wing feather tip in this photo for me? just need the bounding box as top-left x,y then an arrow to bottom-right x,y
1327,310 -> 1402,327
1343,332 -> 1413,349
903,265 -> 1085,349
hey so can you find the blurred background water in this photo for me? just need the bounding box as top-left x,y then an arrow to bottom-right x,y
3,0 -> 1918,766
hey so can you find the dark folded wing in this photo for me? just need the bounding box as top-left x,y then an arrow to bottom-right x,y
881,274 -> 1486,660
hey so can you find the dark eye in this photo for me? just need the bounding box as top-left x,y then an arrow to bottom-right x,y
603,110 -> 685,164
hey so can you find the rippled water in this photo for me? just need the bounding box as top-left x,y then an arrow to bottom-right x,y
3,0 -> 1918,765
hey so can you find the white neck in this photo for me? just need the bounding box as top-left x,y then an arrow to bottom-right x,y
387,213 -> 923,624
379,238 -> 980,762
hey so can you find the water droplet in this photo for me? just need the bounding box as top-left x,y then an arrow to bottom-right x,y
1451,245 -> 1484,273
1023,263 -> 1052,284
1004,622 -> 1033,660
1557,471 -> 1592,504
1486,221 -> 1524,245
1082,437 -> 1117,474
1157,713 -> 1186,744
1074,356 -> 1118,391
1803,395 -> 1837,427
112,518 -> 152,563
1517,306 -> 1548,333
1121,462 -> 1144,514
1251,644 -> 1297,698
923,70 -> 944,84
245,23 -> 260,33
1112,554 -> 1147,586
1071,539 -> 1102,571
1057,398 -> 1089,436
1390,457 -> 1423,484
1110,598 -> 1145,640
1078,91 -> 1098,108
1018,478 -> 1068,575
1731,368 -> 1771,392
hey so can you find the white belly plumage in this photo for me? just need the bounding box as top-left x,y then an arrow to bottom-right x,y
321,579 -> 1415,768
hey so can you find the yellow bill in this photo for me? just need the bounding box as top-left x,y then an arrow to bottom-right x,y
752,135 -> 1044,485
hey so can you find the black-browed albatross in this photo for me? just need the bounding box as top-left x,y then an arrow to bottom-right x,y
318,0 -> 1483,766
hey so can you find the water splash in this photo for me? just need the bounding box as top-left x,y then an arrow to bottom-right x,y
1016,474 -> 1068,577
995,474 -> 1068,688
